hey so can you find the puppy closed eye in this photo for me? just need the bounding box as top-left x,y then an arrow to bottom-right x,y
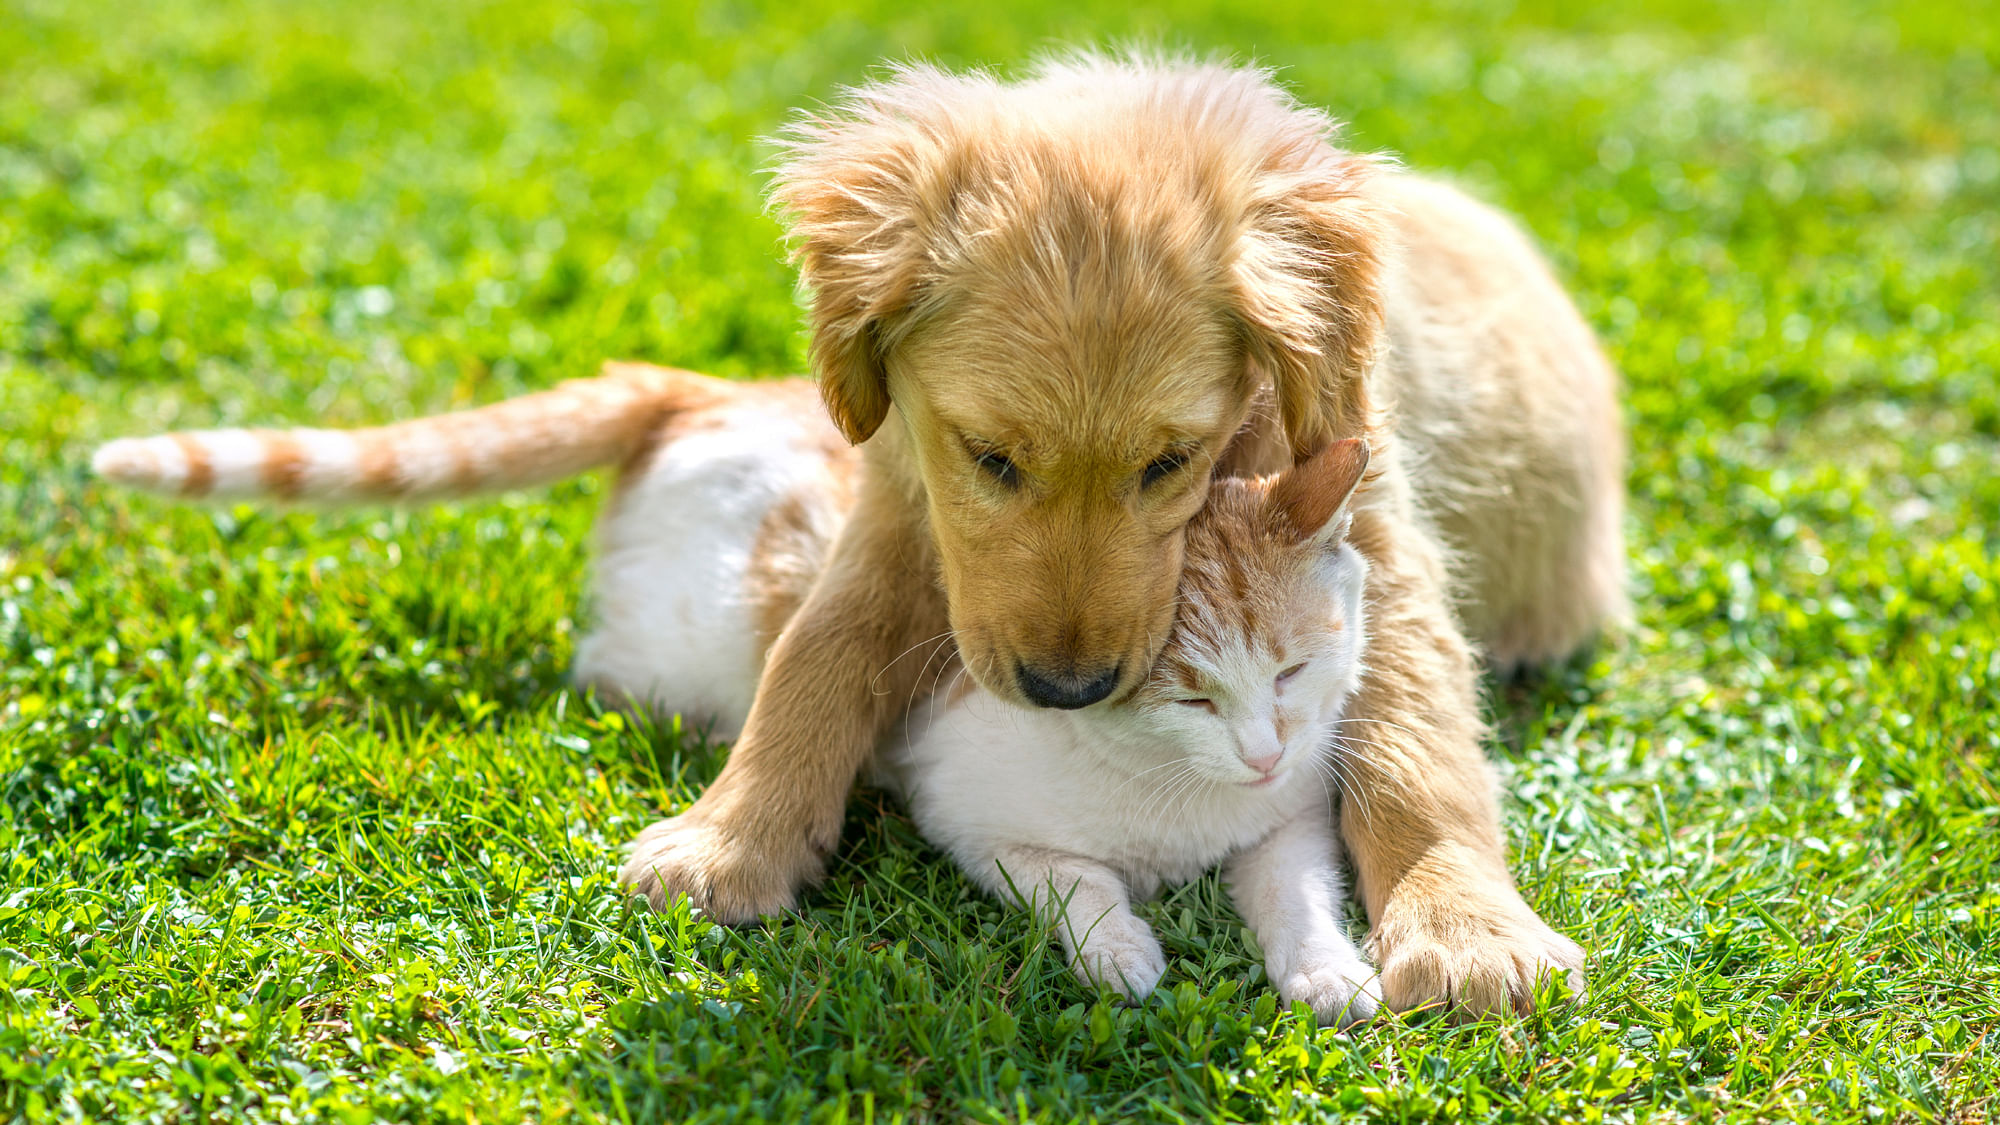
1141,447 -> 1194,489
1176,698 -> 1217,714
969,445 -> 1020,488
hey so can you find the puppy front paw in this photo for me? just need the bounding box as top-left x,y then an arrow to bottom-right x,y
1070,917 -> 1168,1003
1368,864 -> 1584,1018
618,810 -> 826,924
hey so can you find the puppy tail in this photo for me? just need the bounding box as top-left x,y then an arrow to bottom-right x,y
91,362 -> 738,503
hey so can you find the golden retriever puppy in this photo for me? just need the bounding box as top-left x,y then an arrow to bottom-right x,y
615,52 -> 1623,1017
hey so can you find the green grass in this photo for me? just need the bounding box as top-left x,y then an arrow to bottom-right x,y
3,0 -> 1997,1120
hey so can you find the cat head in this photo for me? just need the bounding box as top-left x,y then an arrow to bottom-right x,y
1105,439 -> 1372,787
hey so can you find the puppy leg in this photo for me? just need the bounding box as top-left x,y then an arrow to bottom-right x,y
1340,503 -> 1586,1017
996,848 -> 1166,1004
619,449 -> 948,923
1226,808 -> 1379,1028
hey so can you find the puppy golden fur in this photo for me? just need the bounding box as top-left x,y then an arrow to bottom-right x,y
625,53 -> 1622,1016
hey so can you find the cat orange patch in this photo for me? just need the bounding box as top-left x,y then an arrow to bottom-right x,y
170,433 -> 213,495
260,432 -> 308,498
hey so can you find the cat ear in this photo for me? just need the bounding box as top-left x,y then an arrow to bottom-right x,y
1265,438 -> 1370,545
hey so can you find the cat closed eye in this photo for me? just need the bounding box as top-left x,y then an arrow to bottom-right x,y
1176,698 -> 1217,713
1276,662 -> 1307,684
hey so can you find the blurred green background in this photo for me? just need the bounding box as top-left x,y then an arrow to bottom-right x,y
2,0 -> 1996,1122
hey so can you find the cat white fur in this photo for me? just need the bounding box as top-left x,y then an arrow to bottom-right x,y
573,398 -> 849,740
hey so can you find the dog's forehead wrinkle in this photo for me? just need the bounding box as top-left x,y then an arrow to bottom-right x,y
918,360 -> 1235,465
957,281 -> 1222,361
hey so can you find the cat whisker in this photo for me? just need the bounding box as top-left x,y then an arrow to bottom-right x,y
1323,729 -> 1430,798
1330,716 -> 1426,741
1156,780 -> 1203,834
1157,760 -> 1219,829
926,660 -> 970,728
1327,735 -> 1421,800
1173,776 -> 1218,827
1105,757 -> 1191,804
1310,757 -> 1335,817
1323,765 -> 1371,831
889,632 -> 966,767
1331,732 -> 1422,818
1315,750 -> 1375,829
870,630 -> 958,697
1139,762 -> 1201,828
1134,763 -> 1185,823
904,630 -> 961,729
1324,733 -> 1393,755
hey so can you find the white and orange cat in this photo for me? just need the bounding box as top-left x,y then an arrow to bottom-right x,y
94,363 -> 1381,1024
875,436 -> 1379,1023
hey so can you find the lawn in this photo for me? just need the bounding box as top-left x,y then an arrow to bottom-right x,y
3,0 -> 1997,1120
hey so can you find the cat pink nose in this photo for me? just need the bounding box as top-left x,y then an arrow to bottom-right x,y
1241,749 -> 1283,775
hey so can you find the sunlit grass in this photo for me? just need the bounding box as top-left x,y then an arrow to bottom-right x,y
2,0 -> 1995,1120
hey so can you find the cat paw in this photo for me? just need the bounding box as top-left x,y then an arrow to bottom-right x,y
1070,920 -> 1168,1003
1275,945 -> 1382,1029
618,810 -> 825,925
1368,868 -> 1584,1018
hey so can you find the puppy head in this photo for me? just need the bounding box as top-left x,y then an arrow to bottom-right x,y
772,53 -> 1388,707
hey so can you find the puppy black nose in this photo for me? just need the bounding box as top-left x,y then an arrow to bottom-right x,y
1016,663 -> 1120,710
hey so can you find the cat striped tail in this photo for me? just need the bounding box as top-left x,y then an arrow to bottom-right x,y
91,363 -> 740,502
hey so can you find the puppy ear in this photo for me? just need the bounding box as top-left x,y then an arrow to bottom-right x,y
1266,438 -> 1370,545
770,84 -> 950,445
1230,153 -> 1389,463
